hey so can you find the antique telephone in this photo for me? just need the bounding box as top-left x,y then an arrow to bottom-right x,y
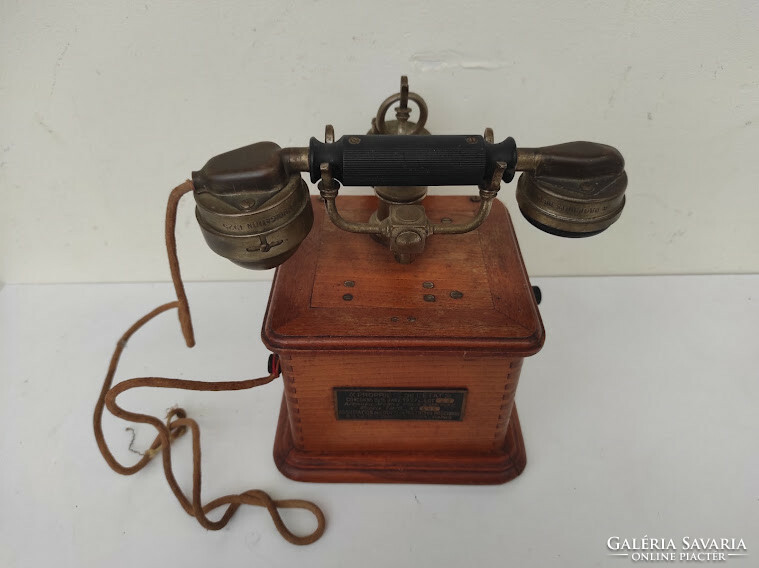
95,77 -> 626,545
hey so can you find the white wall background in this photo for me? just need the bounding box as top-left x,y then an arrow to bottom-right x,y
1,0 -> 757,284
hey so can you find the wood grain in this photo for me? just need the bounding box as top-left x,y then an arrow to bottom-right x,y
279,351 -> 523,453
311,203 -> 494,310
264,195 -> 543,484
263,196 -> 545,353
273,394 -> 528,485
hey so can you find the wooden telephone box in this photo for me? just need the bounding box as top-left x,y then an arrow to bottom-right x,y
264,195 -> 544,484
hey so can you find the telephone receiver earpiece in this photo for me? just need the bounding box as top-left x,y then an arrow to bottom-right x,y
192,142 -> 314,270
515,142 -> 627,237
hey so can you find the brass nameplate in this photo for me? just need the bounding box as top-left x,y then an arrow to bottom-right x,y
334,388 -> 467,421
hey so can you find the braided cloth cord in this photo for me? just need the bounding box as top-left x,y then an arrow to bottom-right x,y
93,180 -> 326,545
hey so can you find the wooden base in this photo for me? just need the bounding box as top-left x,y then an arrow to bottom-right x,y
272,395 -> 527,484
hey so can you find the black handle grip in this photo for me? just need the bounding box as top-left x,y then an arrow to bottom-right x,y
309,135 -> 517,187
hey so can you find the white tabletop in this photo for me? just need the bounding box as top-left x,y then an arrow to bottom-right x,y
1,276 -> 757,567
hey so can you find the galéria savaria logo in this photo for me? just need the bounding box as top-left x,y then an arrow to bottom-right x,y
607,536 -> 748,562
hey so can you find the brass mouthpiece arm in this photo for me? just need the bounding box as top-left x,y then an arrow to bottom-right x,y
280,147 -> 310,174
515,148 -> 540,172
430,197 -> 494,235
323,196 -> 383,235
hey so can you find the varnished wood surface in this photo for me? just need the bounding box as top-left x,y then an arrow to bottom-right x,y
262,196 -> 545,353
264,195 -> 543,483
311,207 -> 494,310
273,394 -> 527,484
279,351 -> 524,453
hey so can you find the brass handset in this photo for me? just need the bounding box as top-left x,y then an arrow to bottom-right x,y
192,81 -> 626,266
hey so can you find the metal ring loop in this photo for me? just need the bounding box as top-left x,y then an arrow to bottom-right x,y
375,92 -> 428,135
